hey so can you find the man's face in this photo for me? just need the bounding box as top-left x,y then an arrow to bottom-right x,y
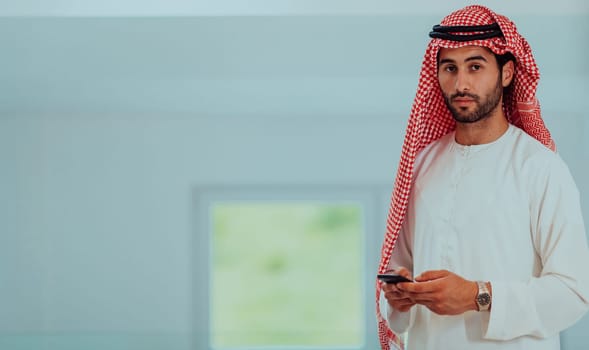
437,46 -> 508,124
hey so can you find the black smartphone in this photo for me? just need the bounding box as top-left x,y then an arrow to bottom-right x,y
377,274 -> 412,284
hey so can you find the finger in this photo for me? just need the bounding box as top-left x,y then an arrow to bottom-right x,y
392,296 -> 411,304
383,290 -> 402,302
381,283 -> 401,293
401,297 -> 416,305
395,281 -> 415,292
385,266 -> 412,279
385,290 -> 410,302
394,267 -> 413,279
396,281 -> 432,293
415,269 -> 449,282
383,291 -> 396,300
393,298 -> 415,311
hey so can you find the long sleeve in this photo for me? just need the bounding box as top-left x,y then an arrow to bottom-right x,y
385,221 -> 416,333
395,125 -> 589,349
484,154 -> 589,340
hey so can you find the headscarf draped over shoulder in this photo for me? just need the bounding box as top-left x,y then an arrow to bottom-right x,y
376,5 -> 555,349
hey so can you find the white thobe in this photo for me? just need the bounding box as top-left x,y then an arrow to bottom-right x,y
386,124 -> 589,350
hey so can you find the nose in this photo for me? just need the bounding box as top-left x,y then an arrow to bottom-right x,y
454,70 -> 470,92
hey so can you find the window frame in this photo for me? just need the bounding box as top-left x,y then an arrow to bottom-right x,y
194,185 -> 391,350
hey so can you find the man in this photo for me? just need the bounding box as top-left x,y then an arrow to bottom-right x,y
376,5 -> 589,350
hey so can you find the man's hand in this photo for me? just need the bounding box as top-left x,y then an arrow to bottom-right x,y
397,269 -> 478,315
381,267 -> 415,312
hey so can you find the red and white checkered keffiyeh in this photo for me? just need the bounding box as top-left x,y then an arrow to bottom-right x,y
376,5 -> 555,349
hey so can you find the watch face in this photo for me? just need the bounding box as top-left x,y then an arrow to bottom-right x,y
477,293 -> 491,306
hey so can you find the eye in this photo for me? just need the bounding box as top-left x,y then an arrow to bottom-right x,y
443,65 -> 457,73
471,64 -> 482,71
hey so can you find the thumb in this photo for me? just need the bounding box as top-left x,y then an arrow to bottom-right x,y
415,269 -> 449,282
394,267 -> 413,279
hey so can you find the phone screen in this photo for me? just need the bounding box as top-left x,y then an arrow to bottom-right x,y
377,274 -> 412,284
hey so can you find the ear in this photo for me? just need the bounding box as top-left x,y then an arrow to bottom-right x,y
502,60 -> 515,87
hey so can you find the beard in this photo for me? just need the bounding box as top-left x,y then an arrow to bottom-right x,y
443,76 -> 503,124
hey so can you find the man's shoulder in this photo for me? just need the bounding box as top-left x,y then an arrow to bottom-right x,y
508,126 -> 575,187
508,126 -> 560,167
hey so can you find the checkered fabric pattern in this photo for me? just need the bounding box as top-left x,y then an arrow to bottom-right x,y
376,5 -> 555,349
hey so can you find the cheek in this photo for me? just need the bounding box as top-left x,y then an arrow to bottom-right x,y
480,76 -> 499,94
437,76 -> 452,94
440,85 -> 455,99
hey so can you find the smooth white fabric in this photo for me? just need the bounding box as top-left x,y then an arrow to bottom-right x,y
386,124 -> 589,350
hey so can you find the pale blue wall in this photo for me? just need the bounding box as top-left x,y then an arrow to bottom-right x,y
1,11 -> 588,350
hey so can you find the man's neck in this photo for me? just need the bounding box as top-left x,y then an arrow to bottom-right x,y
454,111 -> 509,146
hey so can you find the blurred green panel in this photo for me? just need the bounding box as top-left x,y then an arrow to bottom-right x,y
211,202 -> 363,347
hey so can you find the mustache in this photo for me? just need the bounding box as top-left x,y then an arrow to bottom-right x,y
450,92 -> 479,101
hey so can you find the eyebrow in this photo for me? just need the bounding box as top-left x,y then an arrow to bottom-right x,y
439,55 -> 488,65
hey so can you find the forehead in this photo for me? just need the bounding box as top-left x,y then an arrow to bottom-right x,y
438,45 -> 494,62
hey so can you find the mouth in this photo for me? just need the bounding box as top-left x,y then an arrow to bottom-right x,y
452,98 -> 475,106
